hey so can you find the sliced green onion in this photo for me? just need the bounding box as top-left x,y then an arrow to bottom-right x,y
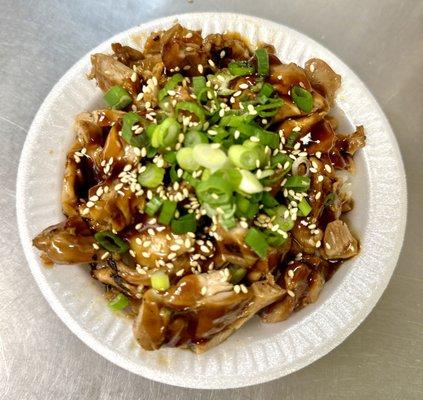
192,143 -> 229,171
196,175 -> 233,206
243,140 -> 268,165
108,293 -> 129,311
171,213 -> 197,234
255,129 -> 279,148
259,83 -> 274,98
235,194 -> 259,219
121,112 -> 148,147
145,196 -> 163,216
255,48 -> 269,77
94,231 -> 129,253
104,86 -> 132,109
163,151 -> 177,164
284,175 -> 311,192
229,266 -> 247,284
184,130 -> 209,147
146,145 -> 157,158
298,198 -> 312,217
192,76 -> 207,101
175,101 -> 206,124
245,228 -> 269,258
182,171 -> 199,188
324,192 -> 335,206
158,73 -> 184,102
138,163 -> 165,188
265,232 -> 288,247
262,192 -> 279,208
271,153 -> 293,169
176,147 -> 200,171
238,169 -> 263,194
228,60 -> 255,76
150,271 -> 170,291
291,85 -> 313,113
228,145 -> 260,170
286,131 -> 300,148
255,98 -> 284,117
151,117 -> 180,148
273,205 -> 295,231
158,200 -> 177,225
169,166 -> 179,183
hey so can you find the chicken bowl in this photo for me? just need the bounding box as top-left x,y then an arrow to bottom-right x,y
17,13 -> 406,388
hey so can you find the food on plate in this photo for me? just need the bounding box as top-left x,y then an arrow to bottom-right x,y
33,23 -> 365,353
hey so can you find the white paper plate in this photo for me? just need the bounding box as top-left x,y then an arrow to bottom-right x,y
16,13 -> 407,389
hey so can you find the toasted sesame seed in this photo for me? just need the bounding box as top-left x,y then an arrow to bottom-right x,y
325,164 -> 332,173
287,290 -> 295,297
200,286 -> 207,296
288,270 -> 294,278
208,59 -> 216,67
131,72 -> 137,82
101,252 -> 110,260
176,269 -> 184,276
168,252 -> 177,260
240,284 -> 248,294
147,228 -> 155,236
135,238 -> 142,245
315,151 -> 322,158
92,243 -> 100,250
315,240 -> 322,248
325,242 -> 331,249
317,175 -> 324,183
233,285 -> 241,294
142,251 -> 149,258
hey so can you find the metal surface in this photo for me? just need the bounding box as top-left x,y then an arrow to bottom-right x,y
0,0 -> 421,398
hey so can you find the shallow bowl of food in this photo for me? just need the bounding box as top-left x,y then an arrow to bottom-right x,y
16,13 -> 406,389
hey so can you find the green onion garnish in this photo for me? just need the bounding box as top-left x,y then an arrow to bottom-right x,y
324,192 -> 335,206
259,82 -> 274,98
175,101 -> 206,124
262,192 -> 279,208
150,271 -> 170,291
255,48 -> 269,76
145,196 -> 163,216
265,231 -> 288,247
245,228 -> 269,258
151,117 -> 180,148
255,98 -> 284,117
108,293 -> 130,311
235,195 -> 259,219
104,85 -> 132,109
158,73 -> 184,102
229,266 -> 247,284
94,231 -> 129,253
192,76 -> 207,102
196,175 -> 233,206
228,144 -> 261,170
171,213 -> 197,234
238,169 -> 263,194
184,130 -> 209,147
192,143 -> 229,171
285,131 -> 300,148
158,200 -> 177,225
121,112 -> 148,148
176,147 -> 200,171
272,205 -> 295,231
291,85 -> 313,113
284,175 -> 311,192
163,151 -> 177,164
228,60 -> 255,76
298,198 -> 312,216
138,163 -> 165,188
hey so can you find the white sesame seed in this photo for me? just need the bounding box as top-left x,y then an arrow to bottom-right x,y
208,59 -> 216,67
288,270 -> 294,278
239,83 -> 249,90
92,243 -> 100,250
317,175 -> 324,183
200,286 -> 207,296
287,290 -> 295,297
234,285 -> 241,294
168,253 -> 177,260
325,164 -> 332,173
315,240 -> 322,248
315,151 -> 322,159
325,242 -> 331,249
250,136 -> 260,143
131,72 -> 137,82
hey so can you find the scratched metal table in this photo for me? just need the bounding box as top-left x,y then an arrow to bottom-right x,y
1,0 -> 422,399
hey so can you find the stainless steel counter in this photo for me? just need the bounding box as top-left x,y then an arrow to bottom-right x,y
1,0 -> 422,399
